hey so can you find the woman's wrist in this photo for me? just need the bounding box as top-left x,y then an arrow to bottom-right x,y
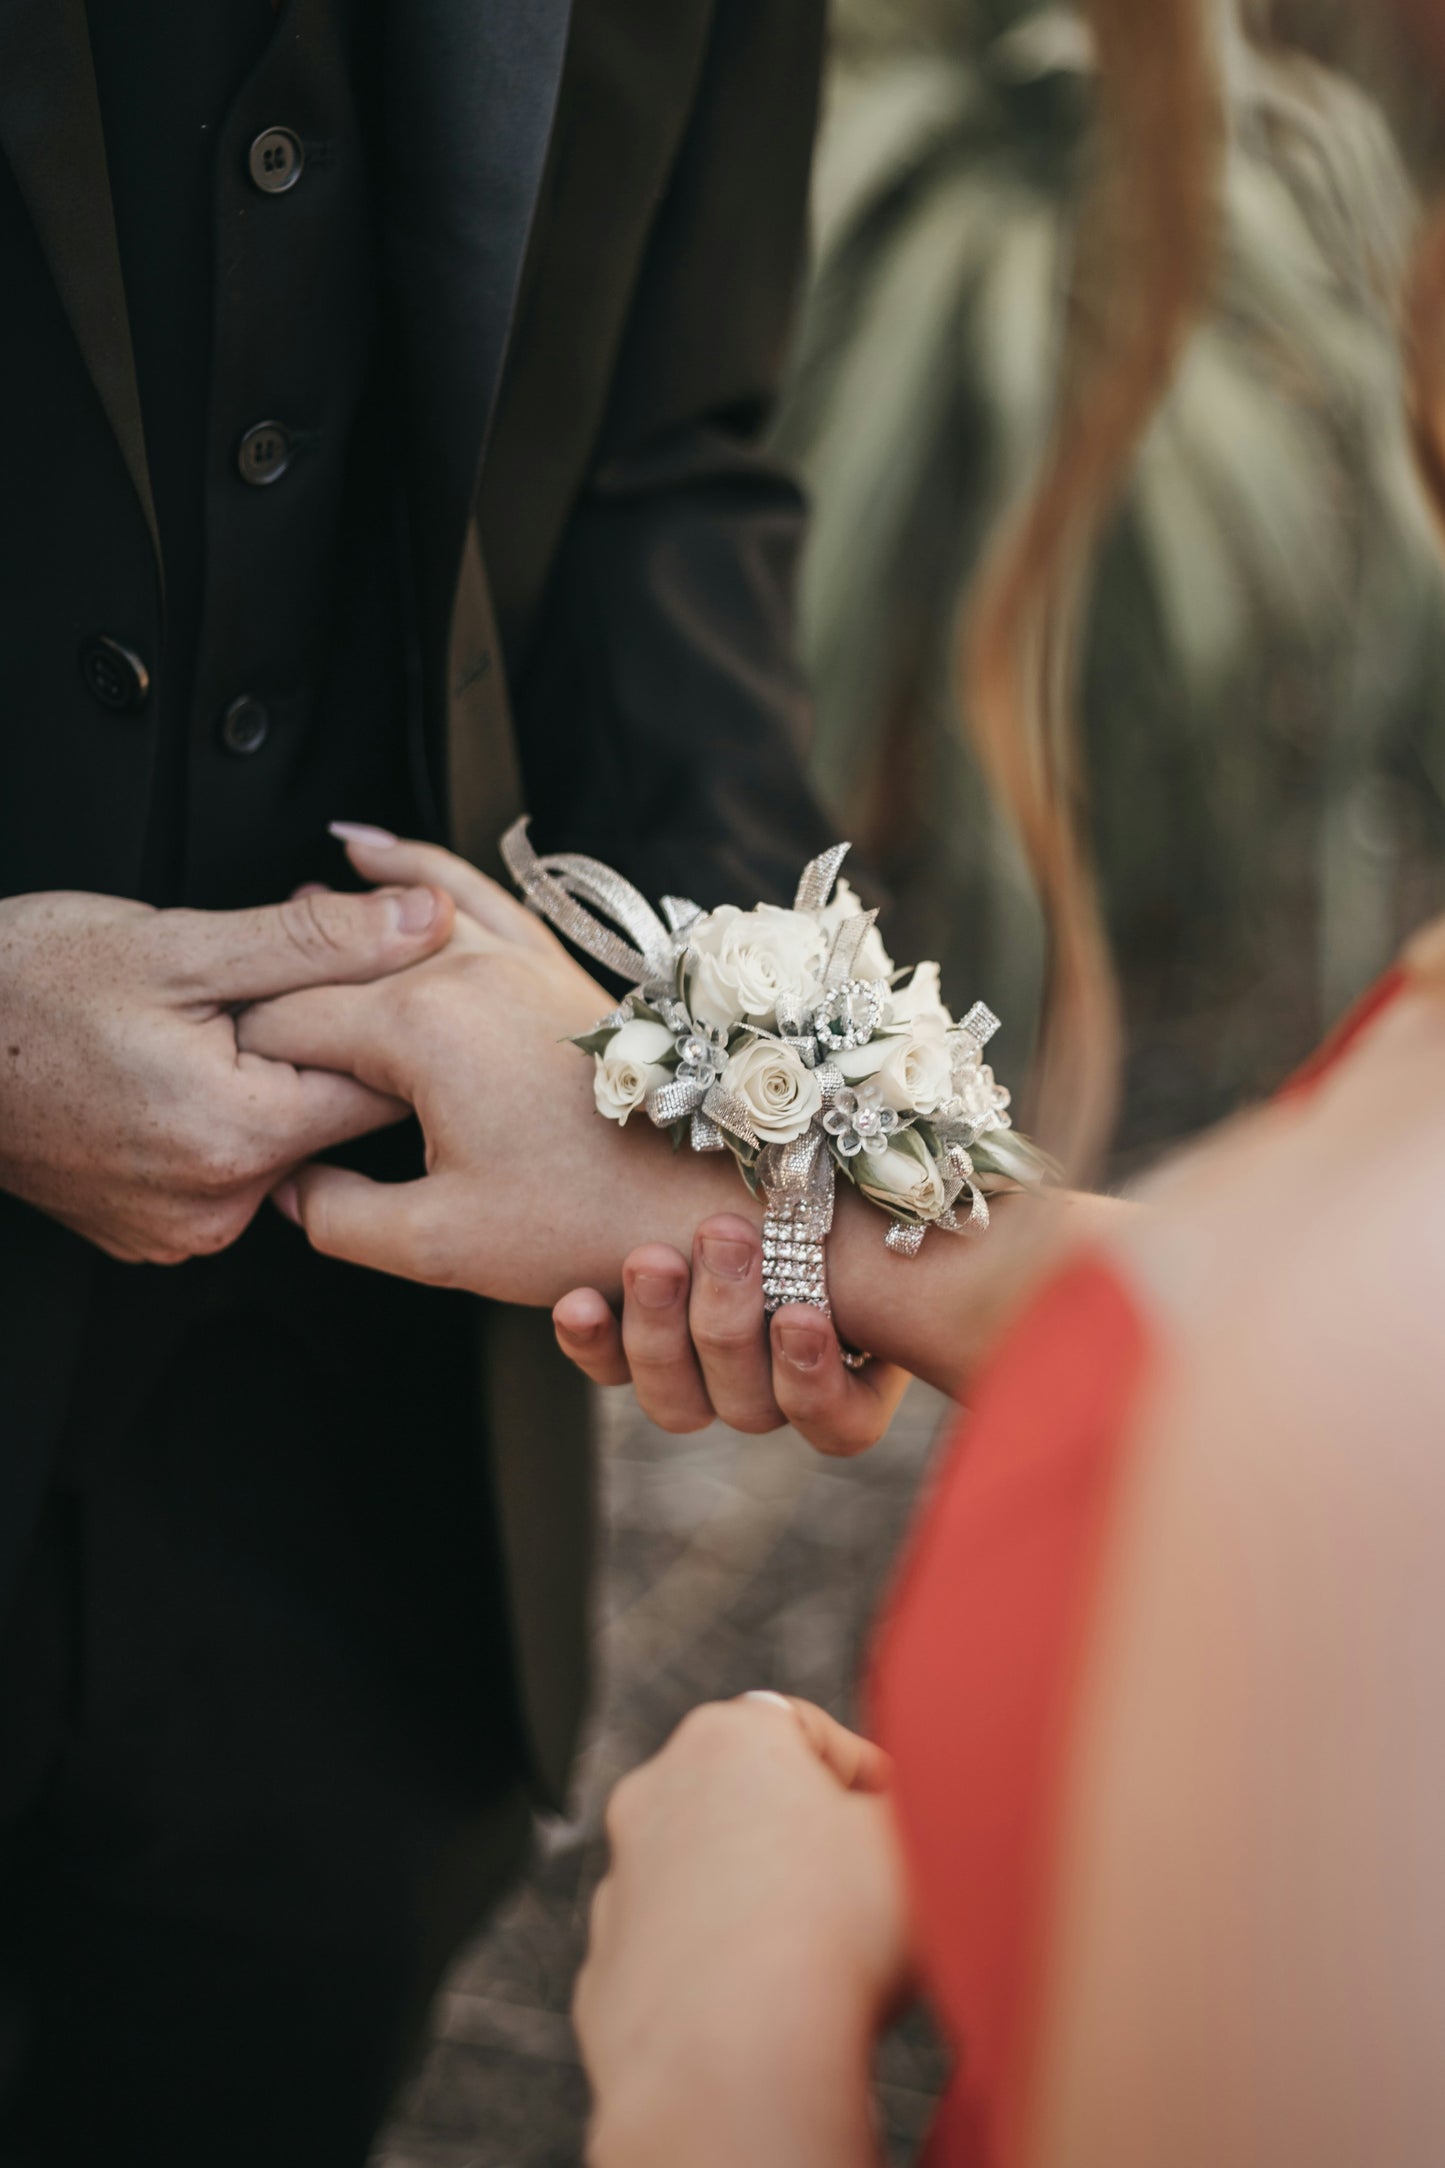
579,1094 -> 1129,1395
587,1999 -> 881,2168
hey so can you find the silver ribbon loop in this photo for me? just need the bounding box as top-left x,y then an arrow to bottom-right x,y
647,1075 -> 709,1129
793,842 -> 850,916
502,819 -> 677,984
702,1087 -> 761,1151
959,1000 -> 1002,1049
822,909 -> 880,989
661,896 -> 704,938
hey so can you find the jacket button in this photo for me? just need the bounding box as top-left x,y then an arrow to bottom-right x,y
237,421 -> 292,486
220,696 -> 270,756
248,127 -> 304,194
79,635 -> 150,712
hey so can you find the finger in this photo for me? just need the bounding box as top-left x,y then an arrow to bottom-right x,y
243,1057 -> 412,1165
329,824 -> 561,955
553,1289 -> 633,1388
740,1692 -> 891,1795
769,1307 -> 911,1458
619,1246 -> 716,1433
688,1216 -> 783,1436
160,885 -> 456,1004
271,1163 -> 455,1283
236,982 -> 400,1095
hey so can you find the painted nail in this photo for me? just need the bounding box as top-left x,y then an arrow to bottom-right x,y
779,1325 -> 824,1371
742,1690 -> 795,1716
329,820 -> 398,848
700,1236 -> 752,1282
394,886 -> 437,935
632,1271 -> 681,1310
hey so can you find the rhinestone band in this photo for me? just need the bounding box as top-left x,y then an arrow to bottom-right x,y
761,1195 -> 832,1317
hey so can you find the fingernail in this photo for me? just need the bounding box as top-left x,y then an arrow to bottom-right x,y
779,1325 -> 823,1371
632,1271 -> 681,1310
394,886 -> 438,936
291,881 -> 328,899
742,1691 -> 795,1716
330,820 -> 398,848
272,1180 -> 300,1225
700,1236 -> 753,1283
557,1308 -> 606,1343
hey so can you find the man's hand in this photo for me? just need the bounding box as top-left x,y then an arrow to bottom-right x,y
575,1695 -> 908,2168
553,1216 -> 910,1456
0,882 -> 453,1263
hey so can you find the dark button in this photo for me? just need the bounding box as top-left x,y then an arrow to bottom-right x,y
219,696 -> 270,757
248,127 -> 304,194
237,421 -> 292,486
78,635 -> 150,712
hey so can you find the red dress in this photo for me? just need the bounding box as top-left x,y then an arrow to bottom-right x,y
868,969 -> 1409,2167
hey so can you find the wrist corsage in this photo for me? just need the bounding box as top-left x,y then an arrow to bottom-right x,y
503,822 -> 1055,1328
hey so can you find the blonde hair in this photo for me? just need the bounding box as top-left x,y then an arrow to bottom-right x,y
960,0 -> 1222,1185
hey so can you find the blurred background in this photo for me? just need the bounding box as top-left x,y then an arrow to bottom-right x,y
382,5 -> 1445,2161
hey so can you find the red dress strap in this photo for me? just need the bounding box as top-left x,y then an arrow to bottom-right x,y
870,1257 -> 1151,2168
1274,964 -> 1406,1106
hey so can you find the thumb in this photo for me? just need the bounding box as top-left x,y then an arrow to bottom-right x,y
740,1693 -> 892,1794
272,1162 -> 455,1285
159,885 -> 455,1004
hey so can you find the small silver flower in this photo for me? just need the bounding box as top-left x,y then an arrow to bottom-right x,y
821,1079 -> 900,1158
674,1019 -> 729,1086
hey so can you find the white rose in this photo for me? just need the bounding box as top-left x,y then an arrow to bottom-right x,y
687,904 -> 827,1030
593,1018 -> 675,1125
887,960 -> 953,1031
832,1019 -> 954,1114
817,877 -> 893,983
720,1037 -> 823,1145
855,1130 -> 949,1220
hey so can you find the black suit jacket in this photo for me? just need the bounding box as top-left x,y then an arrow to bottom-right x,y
0,0 -> 833,1801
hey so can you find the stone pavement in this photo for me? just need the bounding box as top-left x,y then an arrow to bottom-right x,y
376,1381 -> 953,2168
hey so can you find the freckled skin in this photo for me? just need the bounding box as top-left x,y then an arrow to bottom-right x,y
0,885 -> 451,1264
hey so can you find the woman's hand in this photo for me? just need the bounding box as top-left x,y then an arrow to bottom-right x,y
236,828 -> 746,1305
554,1215 -> 910,1454
576,1695 -> 911,2168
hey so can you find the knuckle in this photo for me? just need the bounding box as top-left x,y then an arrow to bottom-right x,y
191,1134 -> 264,1195
730,1405 -> 785,1437
796,1407 -> 875,1457
403,1212 -> 463,1289
674,1702 -> 745,1761
638,1388 -> 712,1436
166,1196 -> 249,1259
279,892 -> 355,965
692,1315 -> 763,1358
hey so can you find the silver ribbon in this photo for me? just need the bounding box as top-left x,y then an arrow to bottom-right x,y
821,910 -> 881,989
502,819 -> 692,987
794,842 -> 850,915
646,1072 -> 760,1149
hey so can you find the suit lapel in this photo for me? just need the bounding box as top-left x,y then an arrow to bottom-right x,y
0,0 -> 159,567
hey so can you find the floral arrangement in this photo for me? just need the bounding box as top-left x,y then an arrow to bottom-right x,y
503,825 -> 1052,1260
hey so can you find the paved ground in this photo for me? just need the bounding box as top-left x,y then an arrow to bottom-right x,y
376,1380 -> 953,2168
